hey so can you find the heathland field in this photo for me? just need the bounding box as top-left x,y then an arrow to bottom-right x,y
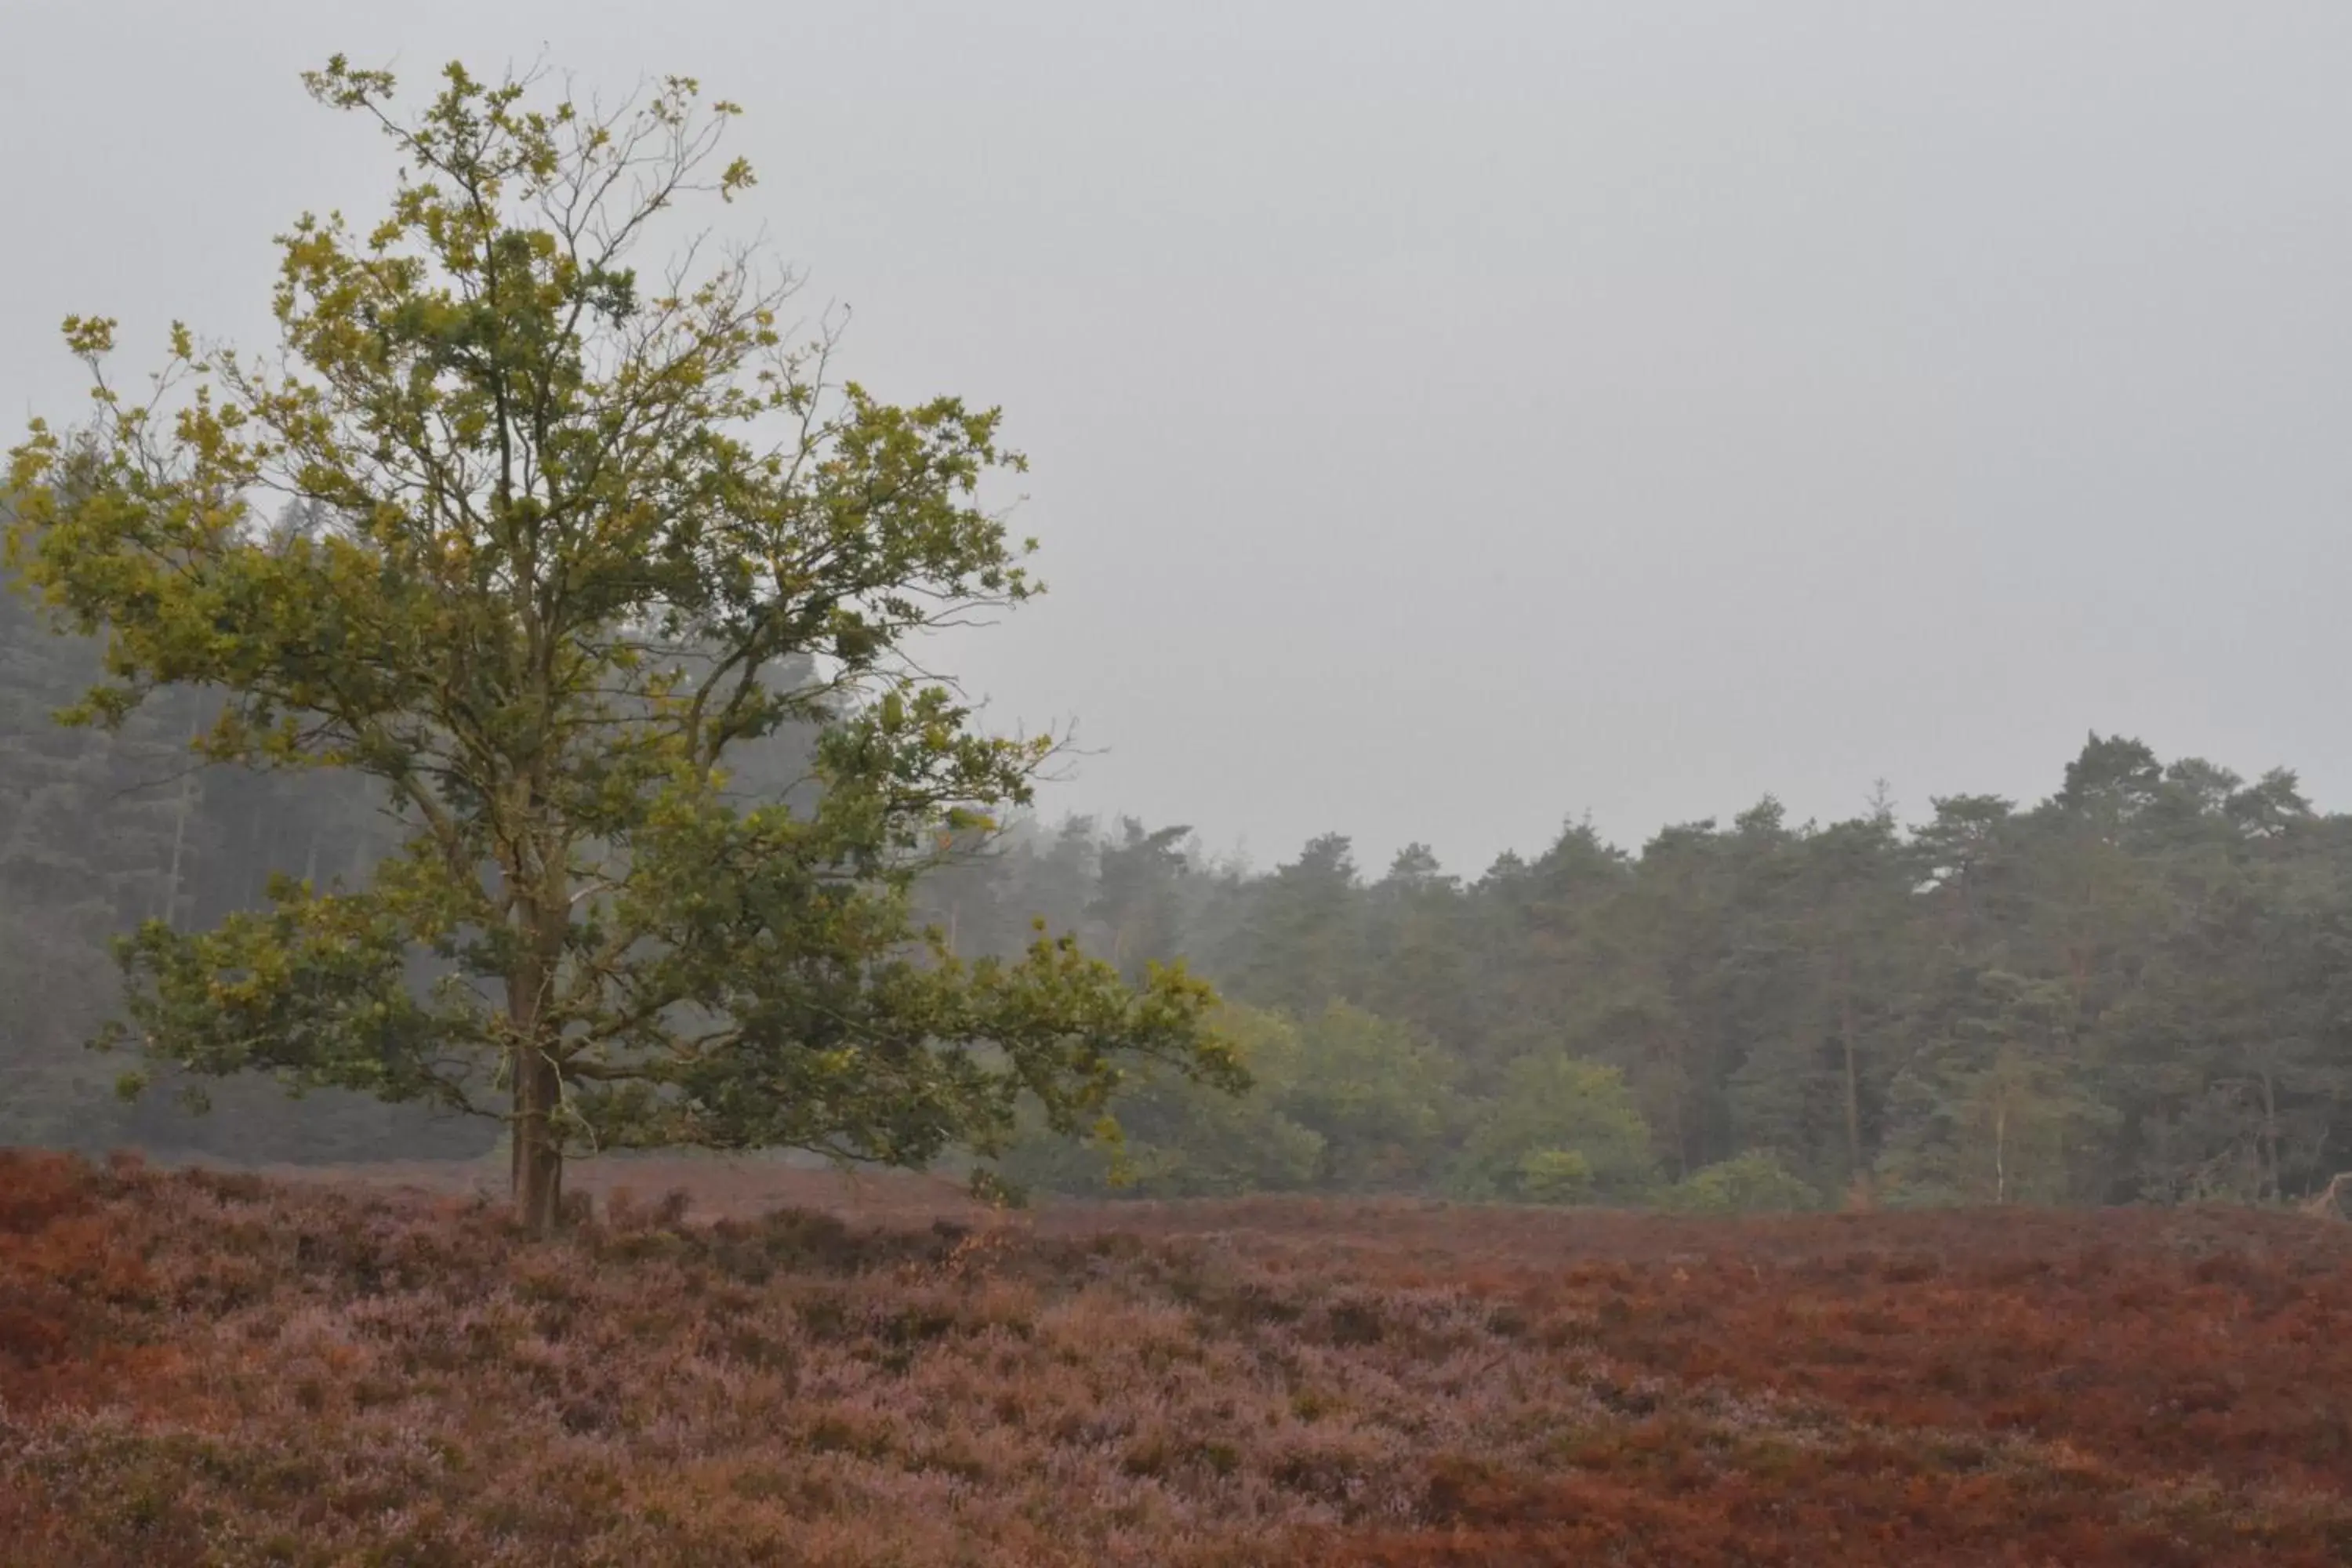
4,1151 -> 2351,1566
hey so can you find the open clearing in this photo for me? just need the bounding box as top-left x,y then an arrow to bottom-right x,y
4,1151 -> 2350,1566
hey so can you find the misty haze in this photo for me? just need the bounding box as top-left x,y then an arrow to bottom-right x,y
3,5 -> 2350,1566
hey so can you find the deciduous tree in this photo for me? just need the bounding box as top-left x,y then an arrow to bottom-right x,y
5,57 -> 1226,1231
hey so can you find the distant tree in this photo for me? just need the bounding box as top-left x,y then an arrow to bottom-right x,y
1744,811 -> 1915,1200
1657,1149 -> 1821,1214
1595,819 -> 1745,1177
2095,779 -> 2348,1204
1450,1054 -> 1655,1203
1089,818 -> 1192,985
999,1004 -> 1322,1198
1228,833 -> 1365,1016
1880,967 -> 2112,1206
5,57 -> 1226,1230
1462,820 -> 1630,1093
1358,843 -> 1476,1060
1265,1001 -> 1458,1191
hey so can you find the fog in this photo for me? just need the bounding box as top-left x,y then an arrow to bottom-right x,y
6,1 -> 2350,873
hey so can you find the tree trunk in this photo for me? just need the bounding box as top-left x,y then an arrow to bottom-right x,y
2259,1071 -> 2281,1204
1668,1052 -> 1690,1181
511,1041 -> 564,1234
506,920 -> 568,1234
1994,1101 -> 2009,1205
1838,983 -> 1871,1201
158,702 -> 204,927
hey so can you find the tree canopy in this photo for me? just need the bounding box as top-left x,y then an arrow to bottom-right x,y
4,56 -> 1228,1231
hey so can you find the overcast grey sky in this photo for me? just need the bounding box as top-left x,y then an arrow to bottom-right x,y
6,2 -> 2350,877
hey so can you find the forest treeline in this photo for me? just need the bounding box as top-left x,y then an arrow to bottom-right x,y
938,750 -> 2352,1211
5,579 -> 2347,1209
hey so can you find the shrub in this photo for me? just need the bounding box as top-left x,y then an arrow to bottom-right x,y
996,1006 -> 1324,1198
1449,1055 -> 1656,1203
1515,1149 -> 1595,1205
1656,1150 -> 1821,1214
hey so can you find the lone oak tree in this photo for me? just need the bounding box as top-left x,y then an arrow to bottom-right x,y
4,57 -> 1229,1232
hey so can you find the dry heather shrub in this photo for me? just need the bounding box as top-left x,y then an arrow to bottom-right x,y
5,1154 -> 2352,1565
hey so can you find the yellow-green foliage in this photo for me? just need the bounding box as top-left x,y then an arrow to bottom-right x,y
3,56 -> 1228,1227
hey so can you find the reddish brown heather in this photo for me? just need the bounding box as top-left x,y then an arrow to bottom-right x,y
4,1149 -> 2351,1566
